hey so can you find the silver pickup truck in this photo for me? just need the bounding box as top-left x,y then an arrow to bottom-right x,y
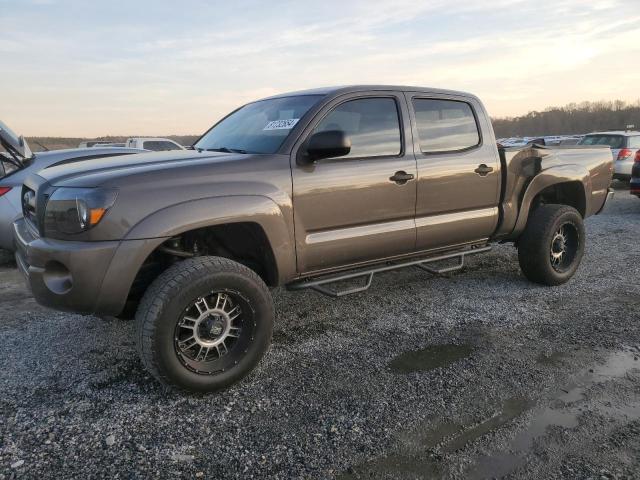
13,85 -> 614,392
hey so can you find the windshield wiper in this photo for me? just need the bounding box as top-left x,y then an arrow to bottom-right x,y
205,147 -> 249,154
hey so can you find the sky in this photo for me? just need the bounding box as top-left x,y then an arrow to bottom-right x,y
1,0 -> 640,137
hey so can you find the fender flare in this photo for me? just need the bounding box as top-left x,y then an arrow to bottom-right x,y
124,195 -> 296,284
510,164 -> 591,238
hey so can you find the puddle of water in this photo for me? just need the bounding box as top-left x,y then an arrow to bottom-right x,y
342,348 -> 640,480
389,344 -> 473,374
419,422 -> 465,449
339,422 -> 463,479
468,348 -> 640,479
442,397 -> 535,453
509,407 -> 577,451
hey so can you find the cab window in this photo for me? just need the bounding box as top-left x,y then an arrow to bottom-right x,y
412,99 -> 480,153
313,97 -> 401,159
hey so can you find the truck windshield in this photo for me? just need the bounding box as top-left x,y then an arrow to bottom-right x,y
195,95 -> 322,154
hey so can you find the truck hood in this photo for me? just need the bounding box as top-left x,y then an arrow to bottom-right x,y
37,149 -> 241,187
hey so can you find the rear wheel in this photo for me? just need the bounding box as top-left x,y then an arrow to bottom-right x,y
518,204 -> 585,286
136,256 -> 274,392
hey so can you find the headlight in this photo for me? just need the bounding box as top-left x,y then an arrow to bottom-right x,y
44,187 -> 117,235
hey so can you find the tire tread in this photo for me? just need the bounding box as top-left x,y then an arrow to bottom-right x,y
135,256 -> 272,391
518,204 -> 584,286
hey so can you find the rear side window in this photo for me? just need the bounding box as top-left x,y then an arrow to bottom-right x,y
143,141 -> 181,151
578,135 -> 625,149
412,99 -> 480,153
313,97 -> 401,159
628,136 -> 640,149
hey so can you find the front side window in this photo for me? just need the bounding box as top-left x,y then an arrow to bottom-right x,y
413,99 -> 480,153
313,97 -> 401,159
195,95 -> 323,154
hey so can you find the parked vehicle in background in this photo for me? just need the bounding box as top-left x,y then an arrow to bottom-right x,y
545,135 -> 584,146
630,150 -> 640,198
91,143 -> 126,148
125,137 -> 185,151
499,136 -> 584,148
559,136 -> 583,146
0,121 -> 145,250
498,137 -> 532,147
13,85 -> 614,392
578,131 -> 640,180
78,140 -> 112,148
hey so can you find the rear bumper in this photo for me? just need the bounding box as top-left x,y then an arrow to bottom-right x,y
13,218 -> 165,315
615,158 -> 633,177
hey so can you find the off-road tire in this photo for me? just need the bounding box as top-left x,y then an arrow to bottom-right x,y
518,204 -> 585,286
135,256 -> 274,392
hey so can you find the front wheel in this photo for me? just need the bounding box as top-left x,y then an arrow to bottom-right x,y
135,256 -> 274,392
518,204 -> 585,286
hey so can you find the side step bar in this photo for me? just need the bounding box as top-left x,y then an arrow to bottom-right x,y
287,246 -> 491,298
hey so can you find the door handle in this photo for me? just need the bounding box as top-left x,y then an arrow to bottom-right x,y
389,171 -> 415,185
474,164 -> 494,176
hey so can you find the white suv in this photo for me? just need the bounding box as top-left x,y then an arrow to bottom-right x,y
125,137 -> 185,151
578,131 -> 640,180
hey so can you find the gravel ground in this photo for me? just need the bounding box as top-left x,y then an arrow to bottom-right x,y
1,187 -> 639,479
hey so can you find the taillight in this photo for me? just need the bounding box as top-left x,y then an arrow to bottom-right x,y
635,151 -> 640,164
0,187 -> 11,197
618,148 -> 633,160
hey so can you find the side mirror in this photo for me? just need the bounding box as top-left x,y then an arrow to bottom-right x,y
299,130 -> 351,165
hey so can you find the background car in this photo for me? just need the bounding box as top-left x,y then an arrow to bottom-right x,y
630,150 -> 640,198
78,140 -> 112,148
125,137 -> 185,151
559,136 -> 583,146
90,142 -> 126,147
0,146 -> 145,251
578,130 -> 640,180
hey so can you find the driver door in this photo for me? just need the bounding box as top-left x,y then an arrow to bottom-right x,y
291,92 -> 417,274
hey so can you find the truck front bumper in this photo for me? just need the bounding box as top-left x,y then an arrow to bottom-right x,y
13,218 -> 164,315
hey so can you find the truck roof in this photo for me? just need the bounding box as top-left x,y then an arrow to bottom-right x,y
263,85 -> 479,101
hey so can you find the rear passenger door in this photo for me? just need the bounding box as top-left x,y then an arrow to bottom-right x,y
292,93 -> 417,273
405,93 -> 501,251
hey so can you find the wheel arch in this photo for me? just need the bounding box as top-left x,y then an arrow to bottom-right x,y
509,165 -> 591,239
124,195 -> 296,284
96,196 -> 295,317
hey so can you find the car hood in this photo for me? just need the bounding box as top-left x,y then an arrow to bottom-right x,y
37,149 -> 242,187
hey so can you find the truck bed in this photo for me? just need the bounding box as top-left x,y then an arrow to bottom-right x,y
495,144 -> 613,240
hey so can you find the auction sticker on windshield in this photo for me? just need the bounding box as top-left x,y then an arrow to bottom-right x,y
263,119 -> 299,130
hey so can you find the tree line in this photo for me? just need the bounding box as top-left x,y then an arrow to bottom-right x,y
492,100 -> 640,138
19,99 -> 640,151
24,135 -> 200,152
